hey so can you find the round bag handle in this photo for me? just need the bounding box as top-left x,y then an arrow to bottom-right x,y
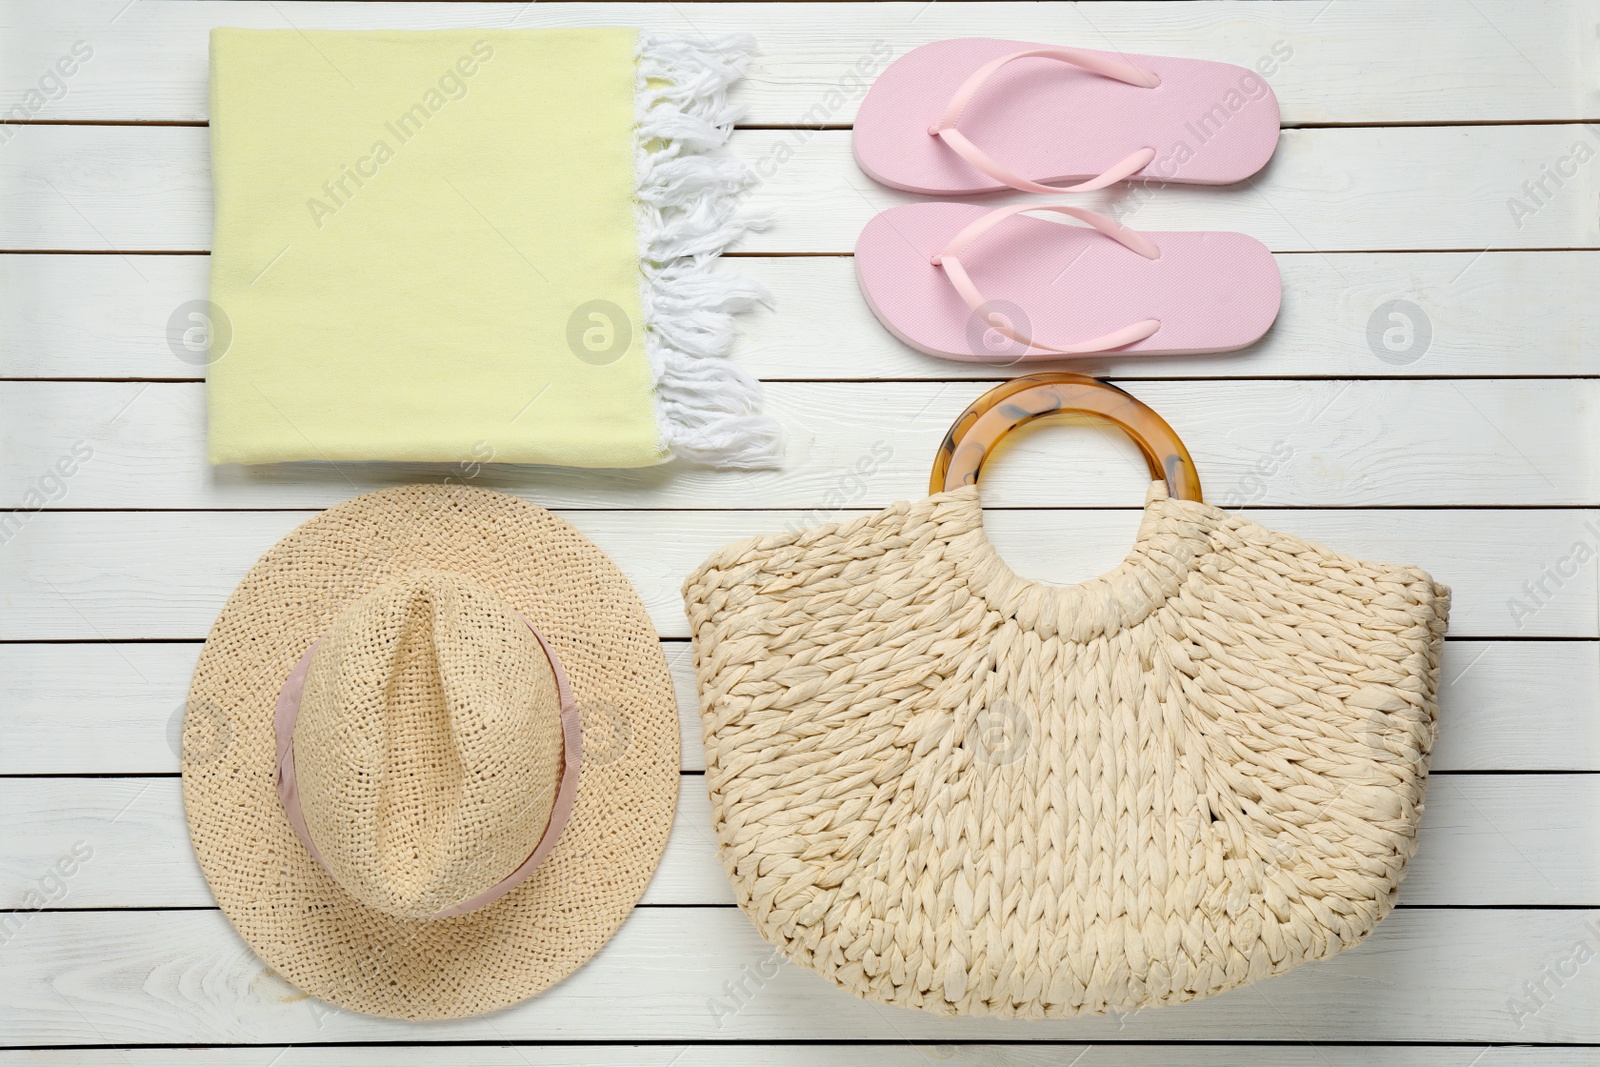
929,373 -> 1204,501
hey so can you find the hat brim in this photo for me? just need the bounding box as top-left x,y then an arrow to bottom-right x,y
181,484 -> 679,1020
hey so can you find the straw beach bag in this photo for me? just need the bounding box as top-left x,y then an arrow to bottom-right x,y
683,374 -> 1450,1018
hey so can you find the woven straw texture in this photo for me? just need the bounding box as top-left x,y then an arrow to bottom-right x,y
294,570 -> 566,920
683,483 -> 1450,1018
183,485 -> 678,1020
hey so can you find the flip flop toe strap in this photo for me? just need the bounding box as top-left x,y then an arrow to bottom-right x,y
932,204 -> 1162,356
929,47 -> 1161,194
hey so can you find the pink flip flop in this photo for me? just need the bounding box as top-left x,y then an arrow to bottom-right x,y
855,202 -> 1280,362
854,39 -> 1280,195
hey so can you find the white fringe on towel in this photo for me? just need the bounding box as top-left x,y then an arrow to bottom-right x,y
636,33 -> 781,469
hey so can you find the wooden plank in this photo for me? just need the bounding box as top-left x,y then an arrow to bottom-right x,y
4,379 -> 1595,508
0,908 -> 1594,1043
1,509 -> 1590,642
2,640 -> 1592,775
742,125 -> 1600,253
0,253 -> 214,381
3,1 -> 1590,125
2,1050 -> 1594,1067
0,776 -> 727,909
0,641 -> 714,774
1431,640 -> 1600,771
746,251 -> 1600,380
5,124 -> 1598,253
5,251 -> 1596,382
1407,775 -> 1600,905
4,774 -> 1592,910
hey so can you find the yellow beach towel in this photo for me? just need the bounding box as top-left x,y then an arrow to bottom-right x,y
207,28 -> 775,468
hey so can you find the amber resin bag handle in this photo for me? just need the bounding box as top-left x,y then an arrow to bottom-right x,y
929,373 -> 1203,501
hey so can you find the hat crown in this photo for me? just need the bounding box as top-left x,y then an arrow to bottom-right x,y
293,570 -> 563,919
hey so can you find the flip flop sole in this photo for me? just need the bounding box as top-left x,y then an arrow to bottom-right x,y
856,202 -> 1281,361
855,39 -> 1281,195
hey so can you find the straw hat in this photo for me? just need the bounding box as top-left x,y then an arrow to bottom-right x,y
181,484 -> 679,1020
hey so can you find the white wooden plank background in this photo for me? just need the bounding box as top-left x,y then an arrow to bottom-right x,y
5,0 -> 1594,125
6,640 -> 1597,774
6,251 -> 1599,381
5,379 -> 1596,507
4,1051 -> 1597,1067
3,0 -> 1597,1061
3,910 -> 1599,1044
5,774 -> 1597,908
7,124 -> 1600,253
6,509 -> 1597,639
4,1051 -> 1592,1067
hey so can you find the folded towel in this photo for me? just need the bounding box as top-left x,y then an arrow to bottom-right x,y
207,28 -> 777,468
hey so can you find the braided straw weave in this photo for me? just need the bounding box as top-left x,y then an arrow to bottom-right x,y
183,485 -> 678,1020
683,483 -> 1450,1018
293,570 -> 566,920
